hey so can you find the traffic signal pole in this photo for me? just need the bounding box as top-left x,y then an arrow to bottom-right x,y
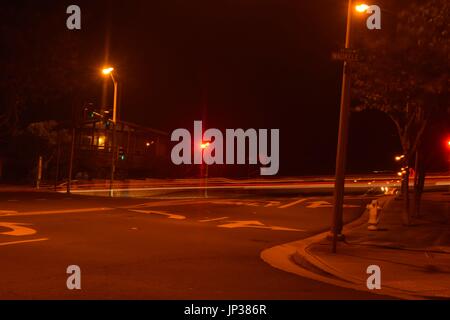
331,0 -> 353,253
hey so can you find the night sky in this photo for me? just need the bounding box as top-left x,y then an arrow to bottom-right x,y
2,1 -> 405,176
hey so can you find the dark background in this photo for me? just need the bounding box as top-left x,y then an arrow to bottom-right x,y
3,1 -> 445,177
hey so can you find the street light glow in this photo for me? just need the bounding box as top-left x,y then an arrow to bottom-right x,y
355,4 -> 370,13
102,67 -> 114,75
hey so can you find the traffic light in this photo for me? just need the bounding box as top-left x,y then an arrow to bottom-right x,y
118,147 -> 126,161
82,104 -> 104,121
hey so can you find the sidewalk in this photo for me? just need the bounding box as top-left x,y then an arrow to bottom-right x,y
296,192 -> 450,299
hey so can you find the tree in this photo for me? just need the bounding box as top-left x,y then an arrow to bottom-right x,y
352,0 -> 449,224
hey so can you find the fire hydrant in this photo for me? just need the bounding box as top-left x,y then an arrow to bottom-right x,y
367,200 -> 382,231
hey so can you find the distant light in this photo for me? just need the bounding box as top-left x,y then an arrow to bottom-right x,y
447,140 -> 450,149
98,136 -> 106,147
200,142 -> 210,149
102,67 -> 114,75
355,4 -> 370,12
395,155 -> 405,161
146,142 -> 151,147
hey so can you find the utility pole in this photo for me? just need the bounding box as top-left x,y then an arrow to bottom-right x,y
331,0 -> 354,253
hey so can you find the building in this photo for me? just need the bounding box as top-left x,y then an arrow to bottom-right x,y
74,118 -> 169,179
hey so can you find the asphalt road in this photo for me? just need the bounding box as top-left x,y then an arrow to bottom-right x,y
0,190 -> 389,299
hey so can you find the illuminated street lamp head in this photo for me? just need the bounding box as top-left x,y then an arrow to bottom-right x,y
355,4 -> 370,13
200,142 -> 210,149
102,67 -> 114,75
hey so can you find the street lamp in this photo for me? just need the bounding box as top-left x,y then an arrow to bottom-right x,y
355,4 -> 370,13
102,67 -> 118,123
330,0 -> 369,253
102,66 -> 119,197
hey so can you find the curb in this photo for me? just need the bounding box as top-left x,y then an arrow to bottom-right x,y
261,196 -> 429,300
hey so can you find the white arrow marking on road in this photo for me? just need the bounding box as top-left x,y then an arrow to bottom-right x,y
278,198 -> 308,209
130,210 -> 186,220
218,220 -> 304,232
0,222 -> 37,236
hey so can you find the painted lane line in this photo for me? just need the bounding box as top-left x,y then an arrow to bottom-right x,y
278,198 -> 308,209
0,210 -> 18,214
218,220 -> 304,232
306,201 -> 360,209
121,199 -> 207,209
0,207 -> 113,217
129,209 -> 186,220
208,200 -> 260,207
0,238 -> 48,247
343,204 -> 360,208
264,201 -> 281,208
0,222 -> 37,236
199,217 -> 229,223
306,201 -> 333,208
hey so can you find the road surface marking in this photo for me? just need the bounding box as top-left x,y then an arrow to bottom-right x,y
0,207 -> 113,217
129,209 -> 186,220
343,204 -> 360,208
278,198 -> 308,209
265,201 -> 281,207
0,238 -> 48,247
0,222 -> 37,236
199,217 -> 229,222
218,220 -> 304,232
306,201 -> 333,208
0,210 -> 18,214
123,199 -> 264,209
306,201 -> 360,209
122,199 -> 205,209
208,200 -> 260,207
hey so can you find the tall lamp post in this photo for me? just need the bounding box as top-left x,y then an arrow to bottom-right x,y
331,1 -> 369,253
102,67 -> 118,197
